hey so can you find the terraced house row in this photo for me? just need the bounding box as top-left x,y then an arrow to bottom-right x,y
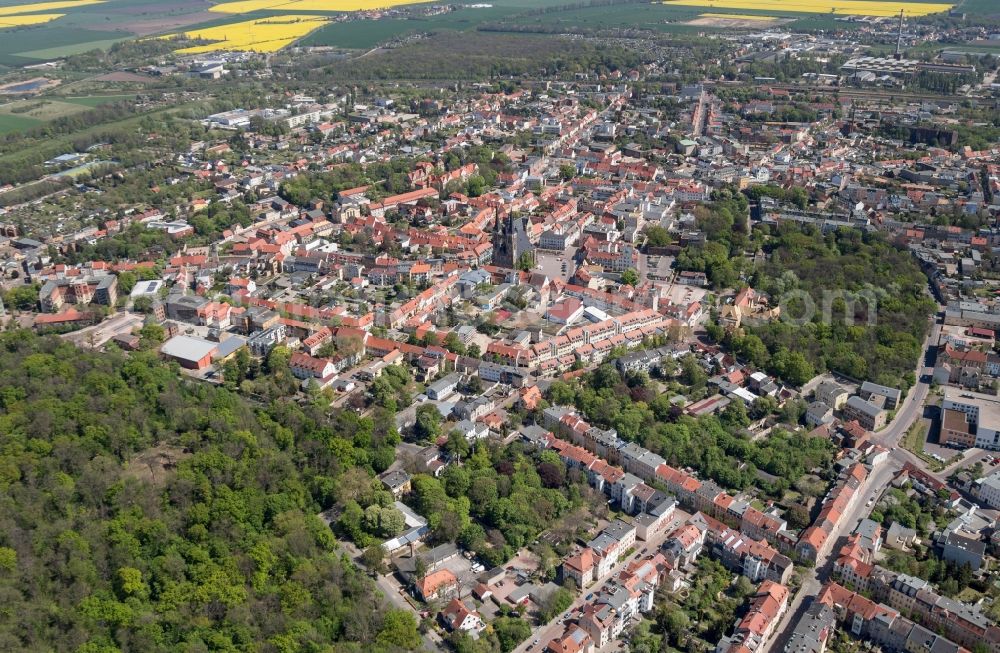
541,407 -> 799,547
831,534 -> 1000,653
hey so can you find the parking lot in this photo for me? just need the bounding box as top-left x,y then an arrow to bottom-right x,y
535,245 -> 575,282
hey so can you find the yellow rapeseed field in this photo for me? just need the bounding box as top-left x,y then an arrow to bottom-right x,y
0,0 -> 102,17
0,12 -> 64,25
208,0 -> 424,15
664,0 -> 952,17
163,15 -> 329,53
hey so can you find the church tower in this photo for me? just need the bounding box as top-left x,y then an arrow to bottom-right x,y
492,209 -> 532,270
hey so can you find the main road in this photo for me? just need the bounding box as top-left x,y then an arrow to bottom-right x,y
762,315 -> 941,653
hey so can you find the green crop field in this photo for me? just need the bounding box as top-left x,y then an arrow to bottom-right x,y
0,25 -> 129,67
0,113 -> 42,134
17,39 -> 131,60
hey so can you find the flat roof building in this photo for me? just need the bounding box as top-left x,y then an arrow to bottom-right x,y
160,335 -> 218,370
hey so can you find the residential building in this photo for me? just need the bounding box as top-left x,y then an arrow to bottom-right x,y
717,581 -> 789,653
815,380 -> 850,410
783,601 -> 836,653
439,599 -> 485,633
39,275 -> 117,312
941,531 -> 986,572
546,625 -> 593,653
843,396 -> 888,431
859,381 -> 902,409
415,569 -> 459,602
971,470 -> 1000,509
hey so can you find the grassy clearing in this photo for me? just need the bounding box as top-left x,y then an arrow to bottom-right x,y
0,98 -> 93,120
900,421 -> 945,471
60,94 -> 136,107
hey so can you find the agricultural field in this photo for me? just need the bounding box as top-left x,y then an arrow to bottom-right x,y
299,4 -> 524,48
0,12 -> 65,25
207,0 -> 430,13
161,14 -> 330,53
0,112 -> 41,134
0,0 -> 103,14
0,0 -> 988,64
661,0 -> 954,17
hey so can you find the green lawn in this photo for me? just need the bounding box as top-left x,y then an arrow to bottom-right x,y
0,113 -> 42,134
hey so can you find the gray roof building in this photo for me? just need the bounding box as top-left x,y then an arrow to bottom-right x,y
784,601 -> 836,653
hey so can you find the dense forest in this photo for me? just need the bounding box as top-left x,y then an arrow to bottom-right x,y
0,332 -> 419,653
743,224 -> 936,388
314,32 -> 643,81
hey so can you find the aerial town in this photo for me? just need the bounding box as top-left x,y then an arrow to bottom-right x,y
0,0 -> 998,652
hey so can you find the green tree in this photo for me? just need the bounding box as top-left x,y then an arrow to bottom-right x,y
133,295 -> 154,314
445,430 -> 471,460
116,271 -> 137,295
361,543 -> 388,575
443,331 -> 466,355
4,285 -> 37,311
621,268 -> 639,286
644,225 -> 672,248
0,547 -> 16,571
680,354 -> 708,388
494,617 -> 531,653
414,404 -> 442,441
377,610 -> 421,650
